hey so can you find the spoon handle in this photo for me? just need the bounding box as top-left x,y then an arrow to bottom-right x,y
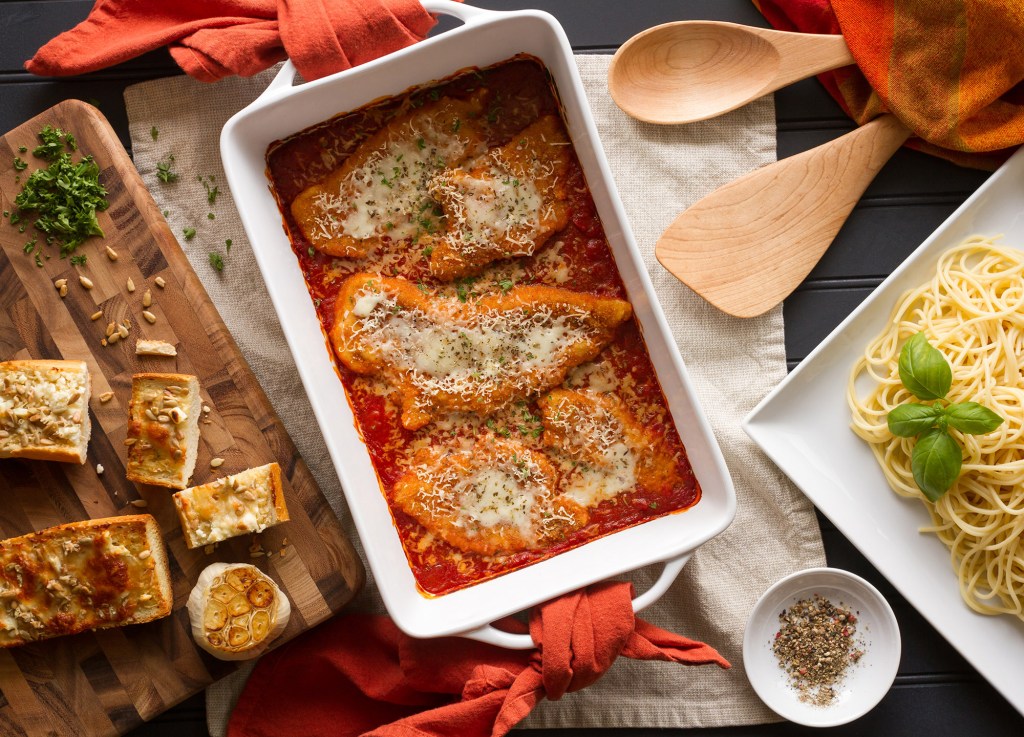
747,27 -> 856,89
655,115 -> 911,318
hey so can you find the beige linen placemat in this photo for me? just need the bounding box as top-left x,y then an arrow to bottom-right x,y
124,54 -> 825,735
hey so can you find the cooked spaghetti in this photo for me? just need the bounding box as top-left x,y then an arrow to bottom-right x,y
848,235 -> 1024,620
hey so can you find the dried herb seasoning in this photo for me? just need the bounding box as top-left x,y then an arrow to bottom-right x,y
772,594 -> 866,706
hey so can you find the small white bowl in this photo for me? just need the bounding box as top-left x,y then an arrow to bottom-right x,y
743,567 -> 901,727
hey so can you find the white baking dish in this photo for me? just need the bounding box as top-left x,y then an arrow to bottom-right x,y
221,1 -> 735,648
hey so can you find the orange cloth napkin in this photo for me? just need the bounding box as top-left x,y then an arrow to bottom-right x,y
25,0 -> 438,83
755,0 -> 1024,169
227,582 -> 729,737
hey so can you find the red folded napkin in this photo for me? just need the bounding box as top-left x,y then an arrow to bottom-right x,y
754,0 -> 1024,169
25,0 -> 439,83
227,581 -> 729,737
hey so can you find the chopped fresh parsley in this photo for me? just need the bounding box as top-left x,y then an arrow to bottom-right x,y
13,157 -> 27,171
199,175 -> 219,205
162,210 -> 170,217
207,212 -> 215,220
307,246 -> 316,257
70,253 -> 87,266
150,126 -> 159,141
452,118 -> 461,133
225,238 -> 232,252
23,239 -> 36,254
208,251 -> 224,271
182,226 -> 196,241
12,137 -> 108,257
421,246 -> 433,258
34,253 -> 43,267
156,155 -> 179,183
454,276 -> 478,303
498,278 -> 514,293
17,146 -> 27,153
416,137 -> 426,150
32,125 -> 74,160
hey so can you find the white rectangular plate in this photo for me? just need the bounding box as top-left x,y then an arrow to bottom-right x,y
743,146 -> 1024,716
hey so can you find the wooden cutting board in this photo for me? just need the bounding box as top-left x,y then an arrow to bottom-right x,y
0,100 -> 364,737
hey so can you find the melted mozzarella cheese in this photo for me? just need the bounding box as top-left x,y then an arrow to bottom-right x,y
433,164 -> 544,255
311,123 -> 476,244
350,287 -> 593,404
0,362 -> 88,453
456,467 -> 537,539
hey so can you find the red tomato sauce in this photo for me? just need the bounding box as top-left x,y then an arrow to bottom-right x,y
266,56 -> 701,596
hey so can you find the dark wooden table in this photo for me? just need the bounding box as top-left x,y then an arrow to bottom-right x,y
2,1 -> 1021,735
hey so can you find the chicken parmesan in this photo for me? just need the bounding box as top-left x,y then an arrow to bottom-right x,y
267,55 -> 702,595
331,273 -> 631,430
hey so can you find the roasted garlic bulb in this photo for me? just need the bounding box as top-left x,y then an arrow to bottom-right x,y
187,563 -> 290,660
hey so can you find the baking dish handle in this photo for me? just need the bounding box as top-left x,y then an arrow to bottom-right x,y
249,2 -> 494,109
460,553 -> 693,650
420,0 -> 495,23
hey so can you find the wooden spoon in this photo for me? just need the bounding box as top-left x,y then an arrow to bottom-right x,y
609,21 -> 854,124
655,115 -> 911,318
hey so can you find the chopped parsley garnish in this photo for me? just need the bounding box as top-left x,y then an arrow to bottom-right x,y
208,251 -> 225,271
162,210 -> 170,217
34,253 -> 43,267
13,157 -> 27,171
17,146 -> 27,153
70,254 -> 87,266
32,126 -> 75,160
12,136 -> 108,258
156,155 -> 179,183
225,238 -> 232,252
452,118 -> 461,133
416,137 -> 426,150
208,212 -> 215,220
307,246 -> 316,257
199,174 -> 219,205
421,246 -> 433,258
23,239 -> 36,254
498,278 -> 514,293
182,226 -> 196,241
150,126 -> 159,141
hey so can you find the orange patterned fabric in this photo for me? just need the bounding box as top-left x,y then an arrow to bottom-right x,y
755,0 -> 1024,169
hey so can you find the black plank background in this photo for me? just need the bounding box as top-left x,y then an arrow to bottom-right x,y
1,1 -> 1021,735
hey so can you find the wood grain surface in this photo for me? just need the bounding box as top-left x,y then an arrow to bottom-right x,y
0,100 -> 365,737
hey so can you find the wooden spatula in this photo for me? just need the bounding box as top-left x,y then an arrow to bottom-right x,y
655,115 -> 911,318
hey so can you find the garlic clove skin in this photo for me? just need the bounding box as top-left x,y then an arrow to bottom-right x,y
188,562 -> 291,660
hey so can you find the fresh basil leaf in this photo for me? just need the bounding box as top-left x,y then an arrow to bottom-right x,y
911,428 -> 962,501
887,403 -> 943,437
944,402 -> 1004,435
898,332 -> 952,401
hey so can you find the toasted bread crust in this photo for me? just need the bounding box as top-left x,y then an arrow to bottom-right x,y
126,373 -> 200,489
0,359 -> 91,464
0,515 -> 172,648
173,463 -> 289,549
